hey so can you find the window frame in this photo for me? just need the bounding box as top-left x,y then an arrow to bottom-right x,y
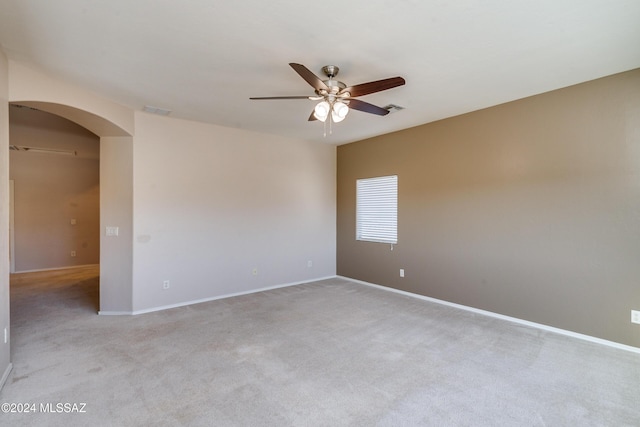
355,175 -> 398,244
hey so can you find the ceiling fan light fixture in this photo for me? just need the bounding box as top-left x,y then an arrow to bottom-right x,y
314,101 -> 330,122
332,101 -> 349,122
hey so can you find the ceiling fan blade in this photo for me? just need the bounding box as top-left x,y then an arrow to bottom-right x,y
340,76 -> 405,97
347,99 -> 390,116
289,63 -> 329,93
308,110 -> 318,121
250,96 -> 312,100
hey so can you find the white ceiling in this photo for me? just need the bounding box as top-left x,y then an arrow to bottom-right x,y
1,0 -> 639,145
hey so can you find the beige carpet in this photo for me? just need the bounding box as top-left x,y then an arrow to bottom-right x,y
1,266 -> 639,426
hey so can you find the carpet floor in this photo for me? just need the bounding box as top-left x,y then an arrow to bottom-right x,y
1,266 -> 639,426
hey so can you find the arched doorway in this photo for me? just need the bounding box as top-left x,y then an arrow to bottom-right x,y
8,99 -> 133,314
9,105 -> 101,273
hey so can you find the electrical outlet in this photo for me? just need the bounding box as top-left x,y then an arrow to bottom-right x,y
70,251 -> 76,257
400,269 -> 405,278
163,280 -> 170,290
632,310 -> 640,324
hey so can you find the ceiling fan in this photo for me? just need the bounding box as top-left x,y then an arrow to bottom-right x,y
250,63 -> 405,125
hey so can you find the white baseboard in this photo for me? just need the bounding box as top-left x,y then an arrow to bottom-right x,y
13,264 -> 99,274
338,276 -> 640,354
98,276 -> 338,316
97,311 -> 133,315
0,363 -> 13,391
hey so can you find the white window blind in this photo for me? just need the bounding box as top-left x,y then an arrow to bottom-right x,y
356,175 -> 398,244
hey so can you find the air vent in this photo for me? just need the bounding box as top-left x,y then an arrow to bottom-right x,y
143,105 -> 172,116
383,104 -> 405,113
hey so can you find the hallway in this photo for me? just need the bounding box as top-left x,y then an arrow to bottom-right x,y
10,266 -> 99,328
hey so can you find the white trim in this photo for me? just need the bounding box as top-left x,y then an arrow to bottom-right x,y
98,276 -> 338,316
0,363 -> 13,391
97,311 -> 133,316
338,276 -> 640,354
13,264 -> 99,274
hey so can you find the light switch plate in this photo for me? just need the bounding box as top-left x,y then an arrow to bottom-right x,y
106,226 -> 119,237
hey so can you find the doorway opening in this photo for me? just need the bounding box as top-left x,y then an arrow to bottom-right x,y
8,104 -> 100,312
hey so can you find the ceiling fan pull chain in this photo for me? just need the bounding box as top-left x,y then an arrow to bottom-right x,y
329,102 -> 333,135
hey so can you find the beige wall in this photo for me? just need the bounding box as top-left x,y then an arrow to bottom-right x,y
0,48 -> 11,388
337,69 -> 640,347
9,106 -> 100,272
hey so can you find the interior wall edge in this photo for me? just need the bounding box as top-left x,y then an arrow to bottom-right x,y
0,363 -> 12,390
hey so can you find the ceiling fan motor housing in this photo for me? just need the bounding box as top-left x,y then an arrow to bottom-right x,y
320,65 -> 347,94
322,65 -> 339,78
320,79 -> 346,93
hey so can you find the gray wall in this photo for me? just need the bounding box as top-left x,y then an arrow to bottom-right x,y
99,136 -> 133,313
131,112 -> 336,313
0,49 -> 11,388
337,69 -> 640,347
9,106 -> 100,272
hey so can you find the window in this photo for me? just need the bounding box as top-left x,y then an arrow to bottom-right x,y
356,175 -> 398,244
